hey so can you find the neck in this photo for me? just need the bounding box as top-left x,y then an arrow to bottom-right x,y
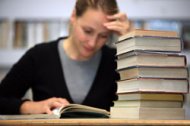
63,37 -> 87,61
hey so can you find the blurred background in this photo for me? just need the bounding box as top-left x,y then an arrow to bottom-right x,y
0,0 -> 190,119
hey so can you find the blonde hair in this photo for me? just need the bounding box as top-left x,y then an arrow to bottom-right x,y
75,0 -> 119,17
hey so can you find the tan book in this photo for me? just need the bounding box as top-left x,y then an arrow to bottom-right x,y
117,93 -> 184,101
118,29 -> 178,41
113,100 -> 182,108
116,78 -> 188,94
110,107 -> 185,120
0,20 -> 10,48
118,66 -> 188,80
116,29 -> 181,55
14,21 -> 27,48
116,37 -> 181,55
116,51 -> 186,70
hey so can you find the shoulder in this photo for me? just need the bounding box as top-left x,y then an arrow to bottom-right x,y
26,37 -> 64,57
30,38 -> 61,53
17,37 -> 65,65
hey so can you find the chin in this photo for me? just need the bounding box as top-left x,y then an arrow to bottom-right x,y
81,52 -> 94,60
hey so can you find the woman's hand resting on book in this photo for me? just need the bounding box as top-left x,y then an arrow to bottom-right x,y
20,97 -> 70,114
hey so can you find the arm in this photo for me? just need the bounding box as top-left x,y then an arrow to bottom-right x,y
0,48 -> 35,114
0,46 -> 70,115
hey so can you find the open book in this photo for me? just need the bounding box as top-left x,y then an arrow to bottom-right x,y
0,104 -> 110,120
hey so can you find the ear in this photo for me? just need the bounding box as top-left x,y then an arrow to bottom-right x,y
70,9 -> 77,24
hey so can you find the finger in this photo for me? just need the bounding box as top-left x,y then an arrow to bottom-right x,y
105,25 -> 123,35
107,13 -> 127,21
50,101 -> 64,109
104,21 -> 126,34
57,98 -> 70,105
47,97 -> 69,105
106,21 -> 132,35
46,97 -> 70,110
104,21 -> 122,27
45,107 -> 53,114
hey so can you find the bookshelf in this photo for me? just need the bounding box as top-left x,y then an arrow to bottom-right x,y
0,0 -> 74,68
0,19 -> 70,66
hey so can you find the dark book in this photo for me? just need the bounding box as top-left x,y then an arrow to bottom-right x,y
117,93 -> 184,101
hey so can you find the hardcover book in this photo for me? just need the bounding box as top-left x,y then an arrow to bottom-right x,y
116,37 -> 182,55
113,100 -> 182,108
116,50 -> 186,70
115,29 -> 182,55
117,93 -> 184,101
116,78 -> 189,94
118,66 -> 188,80
110,107 -> 185,120
118,29 -> 178,41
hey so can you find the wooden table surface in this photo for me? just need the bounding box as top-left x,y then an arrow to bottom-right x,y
0,119 -> 190,126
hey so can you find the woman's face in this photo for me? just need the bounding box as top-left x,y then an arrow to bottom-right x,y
70,8 -> 112,60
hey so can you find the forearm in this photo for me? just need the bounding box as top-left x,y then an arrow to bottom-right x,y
20,100 -> 42,114
20,97 -> 70,114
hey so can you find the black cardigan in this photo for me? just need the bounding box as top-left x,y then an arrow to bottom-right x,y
0,38 -> 119,114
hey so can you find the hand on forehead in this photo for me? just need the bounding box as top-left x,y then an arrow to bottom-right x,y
103,12 -> 131,36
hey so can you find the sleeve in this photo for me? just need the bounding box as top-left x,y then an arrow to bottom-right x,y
111,48 -> 120,104
0,47 -> 36,114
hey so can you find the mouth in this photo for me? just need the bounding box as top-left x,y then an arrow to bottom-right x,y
83,46 -> 94,53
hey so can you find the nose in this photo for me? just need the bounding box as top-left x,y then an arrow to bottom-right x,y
88,36 -> 97,48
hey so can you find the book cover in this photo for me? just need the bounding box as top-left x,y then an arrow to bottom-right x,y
117,93 -> 184,101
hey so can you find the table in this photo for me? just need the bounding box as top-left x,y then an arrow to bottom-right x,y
0,119 -> 190,126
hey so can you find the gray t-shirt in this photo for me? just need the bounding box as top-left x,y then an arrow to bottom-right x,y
58,40 -> 101,103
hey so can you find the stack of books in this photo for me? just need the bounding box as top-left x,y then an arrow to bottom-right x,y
110,29 -> 189,120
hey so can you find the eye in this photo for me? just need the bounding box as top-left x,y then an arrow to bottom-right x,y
99,34 -> 109,39
83,27 -> 93,35
84,29 -> 92,34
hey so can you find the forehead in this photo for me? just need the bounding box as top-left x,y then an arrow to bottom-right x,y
77,8 -> 111,33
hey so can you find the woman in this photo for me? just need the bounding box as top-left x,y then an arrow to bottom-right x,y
0,0 -> 130,115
